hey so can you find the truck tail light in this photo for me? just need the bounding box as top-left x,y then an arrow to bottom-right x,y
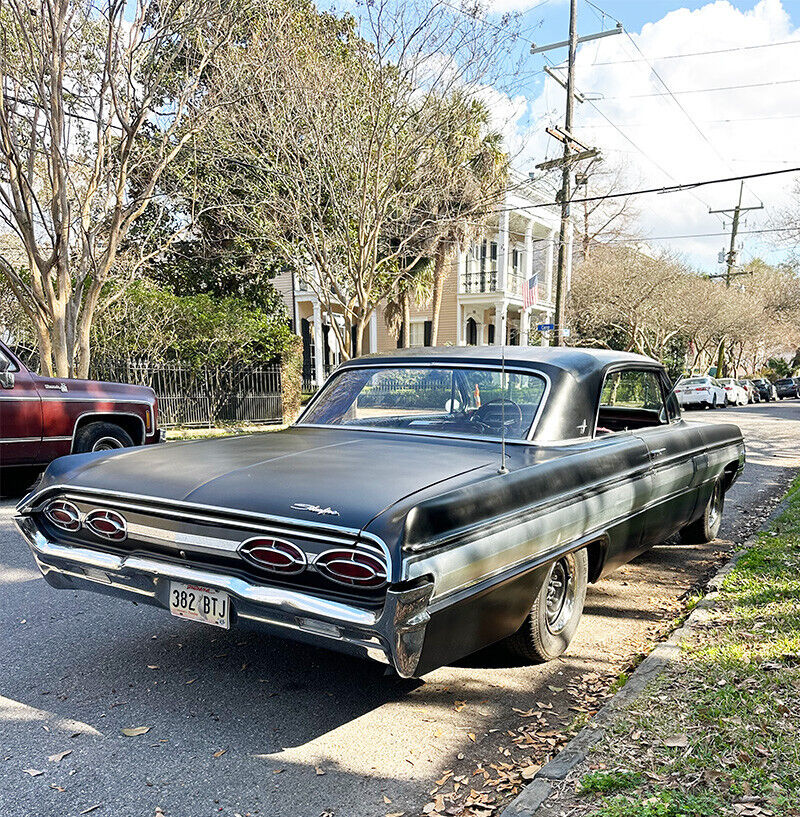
44,500 -> 81,532
145,409 -> 152,433
314,550 -> 387,588
240,537 -> 307,575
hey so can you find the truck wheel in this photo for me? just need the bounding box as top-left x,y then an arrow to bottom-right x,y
74,422 -> 135,453
504,548 -> 588,663
681,480 -> 724,545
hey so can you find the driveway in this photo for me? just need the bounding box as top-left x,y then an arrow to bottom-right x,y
1,401 -> 798,817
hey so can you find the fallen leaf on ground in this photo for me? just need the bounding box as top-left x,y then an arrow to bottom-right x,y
468,733 -> 476,742
664,734 -> 689,748
212,749 -> 226,758
520,764 -> 540,780
454,700 -> 466,711
48,750 -> 72,763
23,768 -> 44,777
79,806 -> 102,815
121,727 -> 151,737
315,766 -> 326,775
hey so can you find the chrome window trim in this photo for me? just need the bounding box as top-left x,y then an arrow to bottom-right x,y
296,361 -> 552,443
592,362 -> 670,439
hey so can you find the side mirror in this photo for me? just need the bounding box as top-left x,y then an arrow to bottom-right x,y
0,371 -> 15,389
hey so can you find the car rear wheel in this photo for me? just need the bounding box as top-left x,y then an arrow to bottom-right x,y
504,548 -> 589,663
681,480 -> 724,545
74,421 -> 135,454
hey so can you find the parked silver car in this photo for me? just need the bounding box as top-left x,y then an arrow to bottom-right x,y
716,378 -> 749,406
674,376 -> 727,409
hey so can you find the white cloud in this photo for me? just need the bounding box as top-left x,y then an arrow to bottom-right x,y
521,0 -> 800,269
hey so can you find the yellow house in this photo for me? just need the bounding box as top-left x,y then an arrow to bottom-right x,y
274,183 -> 566,388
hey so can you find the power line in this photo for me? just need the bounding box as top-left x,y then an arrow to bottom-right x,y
590,37 -> 800,65
603,77 -> 800,99
501,165 -> 800,214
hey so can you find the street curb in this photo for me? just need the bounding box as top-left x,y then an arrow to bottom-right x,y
499,493 -> 792,817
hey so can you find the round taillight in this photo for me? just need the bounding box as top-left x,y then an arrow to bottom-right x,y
44,500 -> 81,532
314,550 -> 387,588
85,509 -> 127,541
240,537 -> 307,575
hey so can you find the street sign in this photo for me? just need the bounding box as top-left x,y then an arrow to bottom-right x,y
536,323 -> 555,331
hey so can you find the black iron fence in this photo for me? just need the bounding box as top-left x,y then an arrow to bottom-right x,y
89,359 -> 283,428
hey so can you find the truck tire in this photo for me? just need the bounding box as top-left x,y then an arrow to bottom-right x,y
74,421 -> 135,453
505,548 -> 589,663
681,480 -> 724,545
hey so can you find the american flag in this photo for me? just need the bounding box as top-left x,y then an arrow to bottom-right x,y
523,272 -> 539,308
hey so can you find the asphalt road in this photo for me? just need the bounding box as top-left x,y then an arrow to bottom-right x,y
1,401 -> 798,817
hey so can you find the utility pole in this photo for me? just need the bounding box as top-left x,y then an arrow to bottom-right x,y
707,182 -> 763,375
531,5 -> 621,346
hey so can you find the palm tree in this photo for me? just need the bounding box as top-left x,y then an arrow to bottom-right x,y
426,98 -> 509,346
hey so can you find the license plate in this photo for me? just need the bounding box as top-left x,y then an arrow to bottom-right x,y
169,581 -> 230,629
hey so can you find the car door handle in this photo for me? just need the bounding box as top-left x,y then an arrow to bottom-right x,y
651,447 -> 667,456
44,383 -> 68,392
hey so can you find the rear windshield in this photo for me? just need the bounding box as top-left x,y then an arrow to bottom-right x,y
300,365 -> 547,440
777,379 -> 793,385
679,378 -> 710,385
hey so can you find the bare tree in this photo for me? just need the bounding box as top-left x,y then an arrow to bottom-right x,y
204,0 -> 518,359
0,0 -> 233,376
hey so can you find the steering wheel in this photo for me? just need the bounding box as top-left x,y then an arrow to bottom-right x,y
471,398 -> 523,432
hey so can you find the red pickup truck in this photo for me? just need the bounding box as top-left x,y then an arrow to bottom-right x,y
0,340 -> 163,487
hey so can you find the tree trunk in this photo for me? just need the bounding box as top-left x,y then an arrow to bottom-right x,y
430,245 -> 451,346
401,291 -> 411,348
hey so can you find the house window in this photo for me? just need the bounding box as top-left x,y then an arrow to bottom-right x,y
409,321 -> 426,347
489,241 -> 498,271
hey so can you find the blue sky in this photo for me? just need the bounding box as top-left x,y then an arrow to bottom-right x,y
324,1 -> 800,270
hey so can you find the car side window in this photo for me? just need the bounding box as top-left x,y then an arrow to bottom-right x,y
596,369 -> 668,435
0,347 -> 17,373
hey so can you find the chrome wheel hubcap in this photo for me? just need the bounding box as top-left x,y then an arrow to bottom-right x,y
92,436 -> 123,452
545,557 -> 576,635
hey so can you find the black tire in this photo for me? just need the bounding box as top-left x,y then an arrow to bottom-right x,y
505,548 -> 589,663
74,421 -> 135,454
681,480 -> 724,545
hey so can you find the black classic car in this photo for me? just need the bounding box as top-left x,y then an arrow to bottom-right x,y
15,348 -> 745,677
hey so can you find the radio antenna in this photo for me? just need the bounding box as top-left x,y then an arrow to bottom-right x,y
498,344 -> 508,475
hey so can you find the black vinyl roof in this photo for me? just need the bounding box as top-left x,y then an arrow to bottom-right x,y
342,345 -> 660,381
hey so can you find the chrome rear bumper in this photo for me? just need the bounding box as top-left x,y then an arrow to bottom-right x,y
14,516 -> 433,677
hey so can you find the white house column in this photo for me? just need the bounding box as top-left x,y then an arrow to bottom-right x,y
312,301 -> 325,388
497,208 -> 510,292
524,221 -> 534,287
495,299 -> 507,346
520,307 -> 531,346
545,229 -> 556,302
369,312 -> 378,353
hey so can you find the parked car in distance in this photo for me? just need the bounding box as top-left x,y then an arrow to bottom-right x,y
15,347 -> 745,678
752,378 -> 777,402
737,380 -> 760,403
774,378 -> 799,399
674,376 -> 727,409
0,339 -> 163,490
715,378 -> 748,406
